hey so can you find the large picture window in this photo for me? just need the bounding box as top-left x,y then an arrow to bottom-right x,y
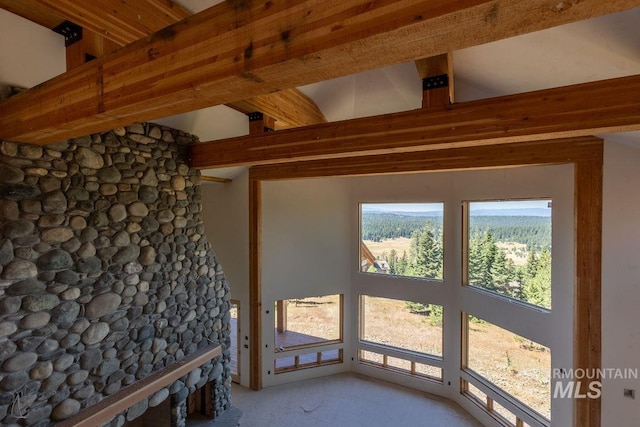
360,295 -> 443,357
359,295 -> 443,382
464,313 -> 551,423
274,294 -> 343,351
464,200 -> 552,310
273,294 -> 344,374
360,203 -> 443,280
351,166 -> 574,425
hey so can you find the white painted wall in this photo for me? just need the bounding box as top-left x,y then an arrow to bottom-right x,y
261,178 -> 352,386
601,141 -> 640,426
201,176 -> 353,388
201,172 -> 251,387
0,9 -> 65,88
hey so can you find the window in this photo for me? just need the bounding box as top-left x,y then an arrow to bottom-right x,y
275,349 -> 343,374
462,379 -> 535,427
353,168 -> 571,425
360,295 -> 443,357
360,203 -> 443,280
493,400 -> 518,426
360,350 -> 442,381
358,295 -> 443,382
464,314 -> 550,423
273,294 -> 343,374
274,294 -> 343,351
464,200 -> 552,310
230,300 -> 240,382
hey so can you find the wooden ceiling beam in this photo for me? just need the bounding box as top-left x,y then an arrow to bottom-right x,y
0,0 -> 325,131
1,0 -> 638,144
66,29 -> 121,70
227,91 -> 326,130
189,73 -> 640,168
248,137 -> 603,181
0,0 -> 190,46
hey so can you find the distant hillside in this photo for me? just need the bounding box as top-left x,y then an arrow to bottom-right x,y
470,208 -> 551,217
469,216 -> 551,249
361,212 -> 442,242
362,212 -> 550,249
362,207 -> 549,217
361,209 -> 443,217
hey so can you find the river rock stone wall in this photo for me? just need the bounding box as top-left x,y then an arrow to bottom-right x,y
0,124 -> 231,426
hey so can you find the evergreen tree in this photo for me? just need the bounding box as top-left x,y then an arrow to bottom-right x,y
403,224 -> 443,315
492,253 -> 515,296
522,247 -> 551,308
408,223 -> 443,279
468,229 -> 517,295
398,251 -> 408,275
479,230 -> 498,290
525,248 -> 539,280
387,249 -> 398,275
363,212 -> 550,249
468,236 -> 484,286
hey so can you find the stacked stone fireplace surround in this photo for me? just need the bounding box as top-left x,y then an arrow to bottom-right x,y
0,124 -> 231,426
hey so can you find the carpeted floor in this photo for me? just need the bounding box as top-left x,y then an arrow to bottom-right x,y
188,372 -> 482,427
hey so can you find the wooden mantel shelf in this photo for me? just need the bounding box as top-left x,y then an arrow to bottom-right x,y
55,344 -> 222,427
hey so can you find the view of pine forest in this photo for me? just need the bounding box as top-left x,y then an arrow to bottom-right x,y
360,201 -> 552,421
361,202 -> 552,310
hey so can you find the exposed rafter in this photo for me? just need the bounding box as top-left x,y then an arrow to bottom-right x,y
189,73 -> 640,168
1,0 -> 639,144
227,91 -> 326,130
0,0 -> 325,131
0,0 -> 190,46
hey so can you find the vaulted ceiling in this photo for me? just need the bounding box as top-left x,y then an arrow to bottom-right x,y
1,1 -> 640,178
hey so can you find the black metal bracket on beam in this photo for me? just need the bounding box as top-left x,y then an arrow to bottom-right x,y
247,112 -> 274,132
52,21 -> 83,47
422,74 -> 449,91
247,112 -> 264,122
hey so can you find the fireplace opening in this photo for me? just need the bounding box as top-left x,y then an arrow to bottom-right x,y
187,383 -> 214,418
122,398 -> 171,427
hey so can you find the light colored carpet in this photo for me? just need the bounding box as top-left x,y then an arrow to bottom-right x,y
189,372 -> 482,427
